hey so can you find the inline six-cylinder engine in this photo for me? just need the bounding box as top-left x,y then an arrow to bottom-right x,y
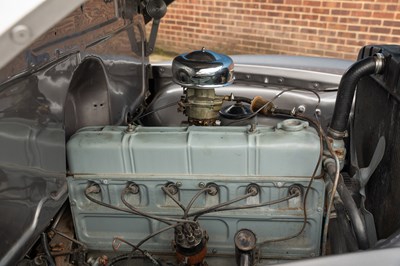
67,49 -> 325,264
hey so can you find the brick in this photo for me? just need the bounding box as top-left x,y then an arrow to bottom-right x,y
276,6 -> 293,12
297,41 -> 316,48
300,28 -> 317,34
306,49 -> 325,56
325,51 -> 342,58
293,7 -> 311,13
358,34 -> 379,41
309,21 -> 328,28
360,19 -> 382,26
244,3 -> 260,9
267,11 -> 282,17
275,18 -> 292,25
363,3 -> 385,10
373,12 -> 395,19
308,35 -> 326,42
259,4 -> 276,10
303,1 -> 321,7
214,25 -> 227,31
383,20 -> 400,27
342,2 -> 362,9
291,19 -> 308,26
236,9 -> 251,15
229,2 -> 243,8
322,1 -> 340,8
337,32 -> 357,39
316,43 -> 335,51
257,16 -> 274,23
328,23 -> 347,30
155,0 -> 400,60
242,40 -> 257,47
348,25 -> 368,32
387,5 -> 399,11
320,16 -> 338,23
339,17 -> 360,24
301,14 -> 318,20
327,38 -> 342,44
251,10 -> 267,16
350,11 -> 372,17
370,27 -> 391,34
346,39 -> 366,47
379,35 -> 400,42
312,8 -> 329,14
391,29 -> 400,35
331,9 -> 350,16
290,33 -> 305,39
285,13 -> 301,19
285,0 -> 302,4
318,29 -> 335,36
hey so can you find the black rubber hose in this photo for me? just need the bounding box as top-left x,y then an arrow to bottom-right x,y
41,232 -> 56,266
233,96 -> 252,104
329,56 -> 378,136
333,201 -> 359,252
325,163 -> 369,250
336,179 -> 369,250
328,216 -> 347,254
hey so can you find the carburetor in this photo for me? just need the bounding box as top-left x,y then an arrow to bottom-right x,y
172,48 -> 234,125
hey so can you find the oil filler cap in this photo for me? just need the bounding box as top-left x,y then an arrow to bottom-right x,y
172,47 -> 234,89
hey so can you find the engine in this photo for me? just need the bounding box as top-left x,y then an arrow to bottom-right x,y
67,49 -> 326,265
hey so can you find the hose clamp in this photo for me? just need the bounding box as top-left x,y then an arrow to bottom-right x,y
374,53 -> 385,74
327,127 -> 348,139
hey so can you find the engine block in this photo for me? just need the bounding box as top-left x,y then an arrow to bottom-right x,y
67,121 -> 324,259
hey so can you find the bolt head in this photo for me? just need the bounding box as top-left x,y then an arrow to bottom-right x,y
297,105 -> 306,113
11,25 -> 31,44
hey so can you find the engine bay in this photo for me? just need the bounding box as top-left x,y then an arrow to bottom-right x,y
65,48 -> 328,265
2,1 -> 400,266
61,47 -> 377,265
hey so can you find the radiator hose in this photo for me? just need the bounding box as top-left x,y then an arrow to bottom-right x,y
328,53 -> 385,138
326,162 -> 369,250
329,200 -> 359,253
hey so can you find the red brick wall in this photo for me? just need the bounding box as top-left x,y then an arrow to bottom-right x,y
156,0 -> 400,60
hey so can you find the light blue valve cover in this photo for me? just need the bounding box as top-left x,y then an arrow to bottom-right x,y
67,122 -> 324,260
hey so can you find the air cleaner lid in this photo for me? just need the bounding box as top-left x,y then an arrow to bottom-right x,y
172,47 -> 234,89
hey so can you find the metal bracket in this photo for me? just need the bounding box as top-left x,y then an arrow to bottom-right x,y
144,0 -> 167,56
146,19 -> 161,56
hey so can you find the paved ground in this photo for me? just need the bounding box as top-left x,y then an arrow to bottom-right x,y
149,53 -> 174,62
